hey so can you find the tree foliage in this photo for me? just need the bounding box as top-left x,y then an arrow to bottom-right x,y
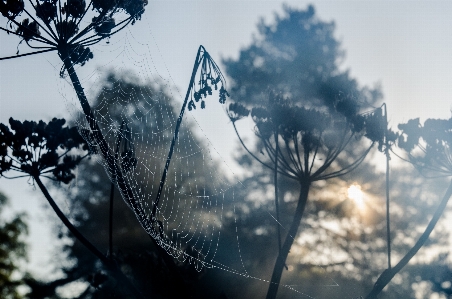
0,192 -> 28,299
223,5 -> 382,110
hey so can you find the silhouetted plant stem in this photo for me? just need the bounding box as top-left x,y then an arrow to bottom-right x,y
32,174 -> 146,299
147,234 -> 188,294
58,47 -> 141,217
266,181 -> 310,299
109,179 -> 115,256
59,45 -> 194,296
385,145 -> 391,269
108,122 -> 125,257
274,131 -> 283,254
152,45 -> 203,217
365,179 -> 452,299
0,48 -> 56,60
383,103 -> 392,269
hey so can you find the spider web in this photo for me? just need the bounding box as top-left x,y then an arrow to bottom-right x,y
55,25 -> 353,299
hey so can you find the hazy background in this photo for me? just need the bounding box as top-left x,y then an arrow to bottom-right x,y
1,0 -> 452,284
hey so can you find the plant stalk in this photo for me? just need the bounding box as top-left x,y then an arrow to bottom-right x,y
365,179 -> 452,299
152,45 -> 204,217
266,181 -> 311,299
33,175 -> 145,299
382,103 -> 392,270
109,179 -> 115,256
58,47 -> 140,217
59,46 -> 187,296
109,122 -> 124,257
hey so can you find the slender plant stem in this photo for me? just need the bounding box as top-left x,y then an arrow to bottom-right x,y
383,104 -> 391,269
152,45 -> 203,217
147,234 -> 188,294
109,122 -> 124,257
385,148 -> 391,269
266,181 -> 311,299
58,47 -> 141,217
58,45 -> 188,296
274,131 -> 282,253
33,175 -> 145,299
109,179 -> 115,256
0,48 -> 56,60
365,179 -> 452,299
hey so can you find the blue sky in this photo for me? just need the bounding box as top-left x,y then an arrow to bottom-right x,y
1,0 -> 452,280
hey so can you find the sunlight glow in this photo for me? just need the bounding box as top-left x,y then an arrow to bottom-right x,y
348,184 -> 365,209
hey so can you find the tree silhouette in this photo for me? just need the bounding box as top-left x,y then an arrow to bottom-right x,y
0,191 -> 28,299
222,4 -> 382,110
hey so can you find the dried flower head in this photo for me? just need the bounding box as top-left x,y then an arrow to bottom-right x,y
0,117 -> 89,183
398,117 -> 452,176
1,0 -> 147,67
187,48 -> 229,111
229,92 -> 374,182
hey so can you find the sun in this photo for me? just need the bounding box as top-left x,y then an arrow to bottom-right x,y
348,183 -> 365,209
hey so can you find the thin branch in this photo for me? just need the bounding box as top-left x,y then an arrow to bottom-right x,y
285,137 -> 303,174
233,122 -> 297,180
109,121 -> 125,257
263,138 -> 298,177
23,2 -> 57,40
0,174 -> 31,179
0,25 -> 56,46
313,143 -> 373,181
273,131 -> 282,255
28,0 -> 58,40
304,141 -> 309,176
293,133 -> 303,170
58,48 -> 146,225
69,7 -> 109,44
309,132 -> 322,174
24,41 -> 54,49
4,11 -> 56,45
311,130 -> 353,178
385,145 -> 391,269
383,103 -> 392,270
0,48 -> 56,60
73,17 -> 132,46
57,0 -> 63,39
72,0 -> 93,33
